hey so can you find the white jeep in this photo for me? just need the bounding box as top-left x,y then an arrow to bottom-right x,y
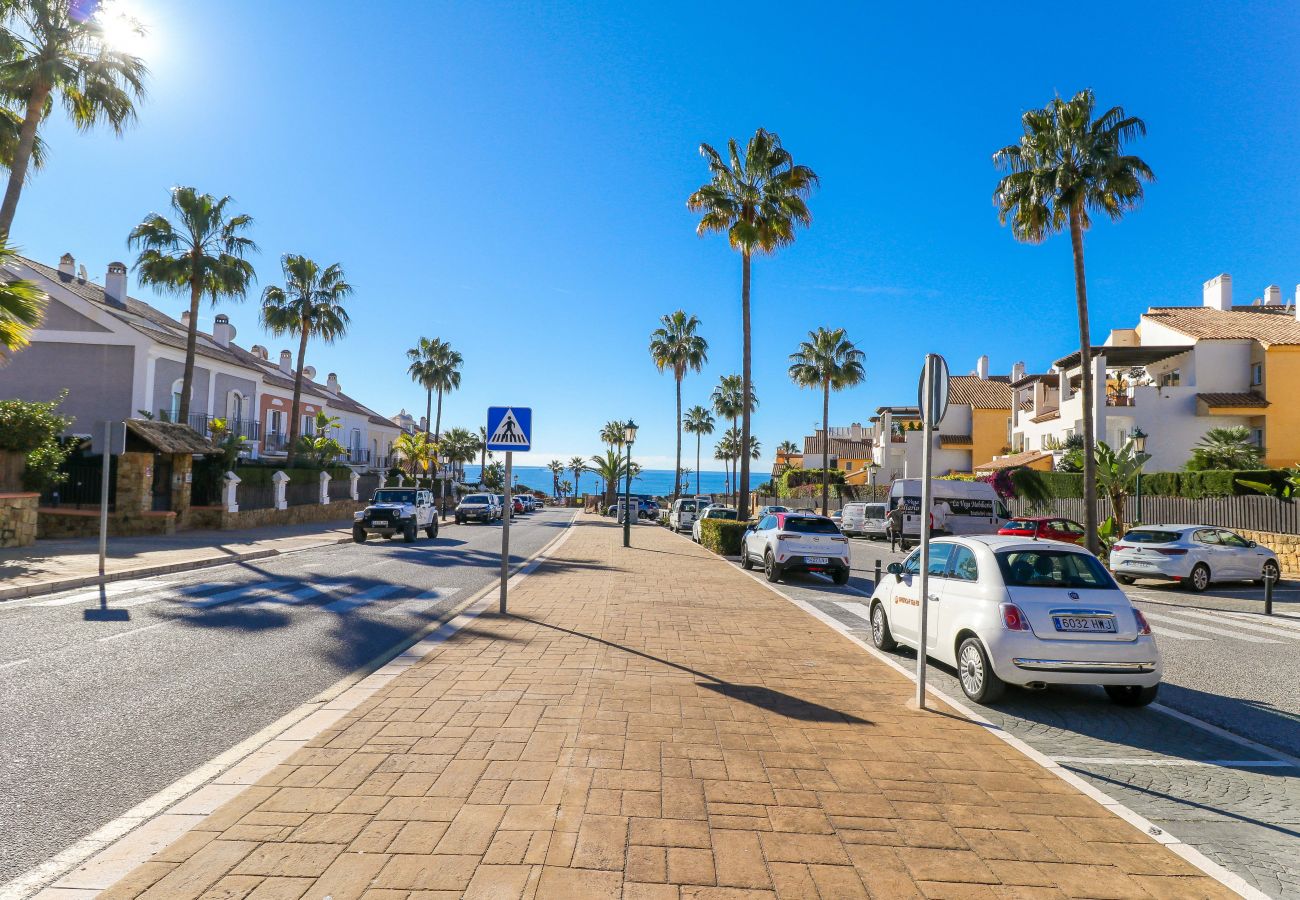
354,488 -> 439,543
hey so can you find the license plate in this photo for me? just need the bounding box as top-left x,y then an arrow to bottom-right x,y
806,556 -> 830,565
372,519 -> 387,526
1053,616 -> 1116,633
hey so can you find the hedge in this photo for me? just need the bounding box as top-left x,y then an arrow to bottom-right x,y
779,468 -> 845,497
233,465 -> 351,487
699,518 -> 747,556
1022,469 -> 1289,500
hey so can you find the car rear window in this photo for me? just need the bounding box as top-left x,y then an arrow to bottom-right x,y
1122,530 -> 1182,544
678,501 -> 698,511
996,549 -> 1116,589
864,505 -> 886,517
1004,520 -> 1038,530
706,509 -> 738,520
782,517 -> 840,534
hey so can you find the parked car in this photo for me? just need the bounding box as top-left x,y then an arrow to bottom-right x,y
830,510 -> 843,525
740,512 -> 851,585
1109,525 -> 1281,591
867,535 -> 1160,706
841,502 -> 888,539
670,498 -> 703,532
511,497 -> 526,515
456,493 -> 500,524
887,478 -> 1009,538
639,499 -> 659,520
757,505 -> 790,517
354,488 -> 439,543
691,505 -> 738,542
998,517 -> 1087,545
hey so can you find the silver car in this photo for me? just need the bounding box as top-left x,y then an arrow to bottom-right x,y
1109,525 -> 1280,592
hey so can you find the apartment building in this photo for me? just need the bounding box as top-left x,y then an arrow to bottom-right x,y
801,424 -> 873,478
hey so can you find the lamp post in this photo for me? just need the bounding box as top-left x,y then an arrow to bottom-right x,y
1130,426 -> 1148,525
623,419 -> 638,548
867,459 -> 880,500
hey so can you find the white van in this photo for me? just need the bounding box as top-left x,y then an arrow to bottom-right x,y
841,502 -> 888,539
887,479 -> 1008,537
670,497 -> 703,532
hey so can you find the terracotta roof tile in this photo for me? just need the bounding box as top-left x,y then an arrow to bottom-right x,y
1196,391 -> 1269,408
946,375 -> 1012,409
1144,306 -> 1300,345
939,434 -> 972,447
974,450 -> 1053,471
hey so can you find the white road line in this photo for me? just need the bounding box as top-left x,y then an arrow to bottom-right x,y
37,580 -> 168,607
96,623 -> 167,643
382,589 -> 461,617
1141,610 -> 1280,643
1148,624 -> 1209,641
242,583 -> 345,609
834,600 -> 873,624
185,581 -> 293,609
0,658 -> 29,671
1052,756 -> 1293,768
1165,607 -> 1300,640
321,584 -> 403,613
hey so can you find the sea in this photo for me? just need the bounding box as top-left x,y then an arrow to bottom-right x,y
461,465 -> 732,497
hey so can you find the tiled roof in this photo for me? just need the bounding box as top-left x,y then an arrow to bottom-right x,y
1143,305 -> 1300,346
946,375 -> 1013,409
939,434 -> 972,447
126,420 -> 216,455
1197,391 -> 1270,408
974,450 -> 1053,471
802,436 -> 872,458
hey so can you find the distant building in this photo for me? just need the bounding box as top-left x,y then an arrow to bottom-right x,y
801,424 -> 872,479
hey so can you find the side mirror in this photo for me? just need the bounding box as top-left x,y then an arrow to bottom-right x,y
886,562 -> 904,581
1248,540 -> 1258,548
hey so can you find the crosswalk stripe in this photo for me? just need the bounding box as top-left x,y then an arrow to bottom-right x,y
186,581 -> 294,609
1165,607 -> 1300,640
1141,611 -> 1280,644
39,579 -> 168,606
1148,624 -> 1208,641
321,584 -> 403,613
381,588 -> 460,617
834,601 -> 873,625
240,583 -> 345,609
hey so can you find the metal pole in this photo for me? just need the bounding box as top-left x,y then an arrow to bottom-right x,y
916,355 -> 936,710
500,451 -> 513,614
1135,471 -> 1142,525
874,559 -> 881,589
623,441 -> 633,547
98,420 -> 111,578
1265,572 -> 1274,616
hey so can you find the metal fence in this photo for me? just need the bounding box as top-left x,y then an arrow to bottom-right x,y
286,481 -> 319,507
328,476 -> 352,502
42,455 -> 117,509
1006,495 -> 1300,535
239,482 -> 278,510
356,474 -> 381,500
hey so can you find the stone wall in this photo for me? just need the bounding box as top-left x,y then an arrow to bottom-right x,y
0,493 -> 39,548
37,509 -> 176,540
116,451 -> 153,517
187,499 -> 366,532
1237,529 -> 1300,576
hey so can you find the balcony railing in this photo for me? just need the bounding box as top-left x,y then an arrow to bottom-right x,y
156,411 -> 261,441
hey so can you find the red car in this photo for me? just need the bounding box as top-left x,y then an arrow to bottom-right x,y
511,497 -> 526,514
998,516 -> 1088,545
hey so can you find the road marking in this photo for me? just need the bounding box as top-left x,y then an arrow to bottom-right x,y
0,658 -> 28,671
1052,756 -> 1293,768
321,584 -> 403,613
242,583 -> 346,609
38,579 -> 168,606
1147,624 -> 1208,641
185,581 -> 293,609
834,600 -> 873,624
1164,607 -> 1300,640
96,622 -> 168,643
1141,610 -> 1280,643
382,589 -> 461,617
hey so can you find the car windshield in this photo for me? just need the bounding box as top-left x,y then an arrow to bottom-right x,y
782,517 -> 839,534
706,509 -> 737,520
1122,529 -> 1182,544
462,494 -> 490,504
373,490 -> 415,504
996,549 -> 1116,589
766,506 -> 788,513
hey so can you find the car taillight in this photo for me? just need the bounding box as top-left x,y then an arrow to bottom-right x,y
1133,608 -> 1152,636
1000,603 -> 1032,631
832,536 -> 849,543
1111,544 -> 1128,552
1155,548 -> 1187,556
777,532 -> 798,540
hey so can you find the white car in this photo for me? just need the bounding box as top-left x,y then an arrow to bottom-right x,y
670,498 -> 704,532
841,502 -> 888,539
868,535 -> 1161,706
692,505 -> 738,542
756,505 -> 790,518
740,512 -> 851,585
1110,525 -> 1280,592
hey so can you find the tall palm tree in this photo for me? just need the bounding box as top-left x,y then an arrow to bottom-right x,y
568,456 -> 587,497
689,128 -> 817,519
259,255 -> 352,462
788,327 -> 866,515
777,440 -> 799,457
682,405 -> 714,496
600,420 -> 626,448
649,310 -> 709,504
0,242 -> 45,359
547,459 -> 566,498
406,337 -> 462,440
711,374 -> 757,502
476,425 -> 493,483
0,1 -> 148,238
439,426 -> 477,481
715,428 -> 737,501
993,89 -> 1153,553
406,338 -> 440,441
129,187 -> 257,423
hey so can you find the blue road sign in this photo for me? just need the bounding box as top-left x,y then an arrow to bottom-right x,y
486,406 -> 532,452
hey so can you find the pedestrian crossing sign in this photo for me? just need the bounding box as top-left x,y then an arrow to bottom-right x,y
486,406 -> 532,451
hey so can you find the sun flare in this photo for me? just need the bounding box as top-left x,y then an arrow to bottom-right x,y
95,0 -> 151,57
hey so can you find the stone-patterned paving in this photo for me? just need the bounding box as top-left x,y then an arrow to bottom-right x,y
100,516 -> 1233,899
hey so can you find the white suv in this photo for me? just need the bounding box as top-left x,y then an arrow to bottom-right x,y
740,512 -> 851,585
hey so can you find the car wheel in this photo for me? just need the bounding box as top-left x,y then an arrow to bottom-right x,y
426,523 -> 438,539
832,568 -> 850,586
1185,563 -> 1211,593
456,515 -> 464,525
1257,559 -> 1281,586
764,551 -> 782,583
403,521 -> 416,543
1105,684 -> 1159,707
957,637 -> 1005,704
352,525 -> 366,544
1116,575 -> 1135,585
740,548 -> 754,570
870,603 -> 897,651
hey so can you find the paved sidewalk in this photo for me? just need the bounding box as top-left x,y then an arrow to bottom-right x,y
93,516 -> 1231,899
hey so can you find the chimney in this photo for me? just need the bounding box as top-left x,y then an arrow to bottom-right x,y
181,311 -> 191,328
1203,274 -> 1232,310
58,253 -> 74,276
326,372 -> 340,393
212,313 -> 236,347
976,354 -> 989,380
1011,360 -> 1025,382
1264,285 -> 1281,306
104,261 -> 128,306
279,349 -> 292,374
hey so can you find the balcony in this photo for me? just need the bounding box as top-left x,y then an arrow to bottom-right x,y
156,411 -> 261,442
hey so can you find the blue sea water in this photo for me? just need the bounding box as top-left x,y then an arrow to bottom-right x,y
462,465 -> 732,497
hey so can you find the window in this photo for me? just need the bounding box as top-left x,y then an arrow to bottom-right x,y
927,543 -> 954,577
1251,363 -> 1263,386
302,415 -> 316,436
996,550 -> 1115,589
268,410 -> 284,436
949,546 -> 979,581
1159,369 -> 1181,387
902,550 -> 922,576
1122,529 -> 1180,544
373,489 -> 416,504
759,515 -> 776,530
1194,529 -> 1221,545
782,517 -> 839,534
169,379 -> 184,420
226,391 -> 244,424
1253,428 -> 1265,448
1218,530 -> 1250,549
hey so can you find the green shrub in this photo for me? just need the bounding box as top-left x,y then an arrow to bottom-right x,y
778,468 -> 845,497
0,394 -> 75,491
699,518 -> 747,556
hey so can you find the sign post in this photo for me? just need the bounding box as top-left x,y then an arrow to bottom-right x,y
486,406 -> 532,614
91,421 -> 126,579
915,354 -> 950,710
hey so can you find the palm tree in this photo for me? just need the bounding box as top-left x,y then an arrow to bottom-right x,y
711,374 -> 757,502
559,479 -> 573,499
777,440 -> 799,457
682,405 -> 714,496
568,456 -> 587,498
788,327 -> 866,515
649,310 -> 709,504
476,425 -> 493,483
689,128 -> 818,519
600,420 -> 626,448
993,89 -> 1154,553
439,426 -> 478,481
393,431 -> 433,483
0,1 -> 148,238
129,187 -> 257,423
0,242 -> 45,358
547,459 -> 565,498
1187,427 -> 1263,471
590,448 -> 629,507
259,255 -> 352,462
406,337 -> 462,441
715,429 -> 737,500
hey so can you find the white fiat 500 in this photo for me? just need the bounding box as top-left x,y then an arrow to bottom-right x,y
1109,525 -> 1280,591
868,535 -> 1161,706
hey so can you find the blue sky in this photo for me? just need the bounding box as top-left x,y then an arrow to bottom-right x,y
11,1 -> 1300,470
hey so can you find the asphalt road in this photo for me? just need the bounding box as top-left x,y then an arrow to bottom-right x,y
738,532 -> 1300,899
0,507 -> 575,886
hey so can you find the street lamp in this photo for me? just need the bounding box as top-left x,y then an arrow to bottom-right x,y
1130,426 -> 1148,524
867,459 -> 880,500
623,419 -> 638,547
